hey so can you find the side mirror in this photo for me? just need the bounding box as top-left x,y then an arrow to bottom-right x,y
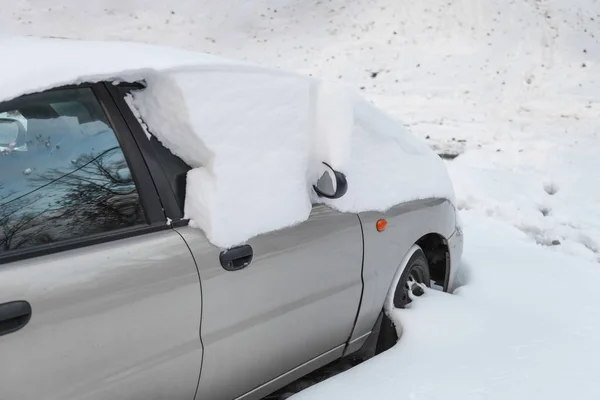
313,162 -> 348,199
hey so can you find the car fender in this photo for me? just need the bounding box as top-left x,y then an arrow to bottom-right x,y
345,198 -> 456,352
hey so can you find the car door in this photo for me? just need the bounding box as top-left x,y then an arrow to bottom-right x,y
110,83 -> 365,400
0,85 -> 202,400
182,206 -> 363,400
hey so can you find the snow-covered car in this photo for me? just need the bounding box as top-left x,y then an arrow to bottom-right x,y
0,37 -> 463,400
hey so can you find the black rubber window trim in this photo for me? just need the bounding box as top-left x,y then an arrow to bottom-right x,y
104,83 -> 189,222
0,224 -> 171,265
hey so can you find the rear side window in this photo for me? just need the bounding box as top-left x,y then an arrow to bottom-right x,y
0,88 -> 147,254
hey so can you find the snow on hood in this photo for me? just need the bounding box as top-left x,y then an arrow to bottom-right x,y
1,37 -> 454,248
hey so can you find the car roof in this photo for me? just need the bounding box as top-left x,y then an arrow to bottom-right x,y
0,36 -> 267,103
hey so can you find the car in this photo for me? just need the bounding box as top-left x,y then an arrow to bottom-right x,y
0,38 -> 463,400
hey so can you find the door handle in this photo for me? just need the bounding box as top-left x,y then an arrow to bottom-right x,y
0,301 -> 32,337
220,245 -> 253,271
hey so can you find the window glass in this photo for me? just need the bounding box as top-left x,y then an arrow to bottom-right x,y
0,88 -> 146,253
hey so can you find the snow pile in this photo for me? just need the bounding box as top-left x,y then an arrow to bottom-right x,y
327,98 -> 454,212
293,213 -> 600,400
132,69 -> 315,246
0,37 -> 453,247
0,36 -> 232,102
130,70 -> 453,246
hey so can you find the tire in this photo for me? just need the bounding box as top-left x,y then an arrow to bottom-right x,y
375,246 -> 430,354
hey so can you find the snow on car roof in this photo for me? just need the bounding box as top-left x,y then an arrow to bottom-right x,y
1,36 -> 455,248
0,36 -> 249,103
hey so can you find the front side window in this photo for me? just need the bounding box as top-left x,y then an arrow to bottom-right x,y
0,88 -> 146,254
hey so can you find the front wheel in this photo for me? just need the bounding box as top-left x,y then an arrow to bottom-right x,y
376,246 -> 430,353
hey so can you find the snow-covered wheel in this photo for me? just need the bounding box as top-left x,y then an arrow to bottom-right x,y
392,248 -> 430,308
376,245 -> 430,353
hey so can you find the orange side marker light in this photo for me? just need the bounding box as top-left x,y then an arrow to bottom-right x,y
376,219 -> 388,232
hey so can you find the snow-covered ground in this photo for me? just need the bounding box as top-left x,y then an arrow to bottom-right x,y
2,0 -> 599,398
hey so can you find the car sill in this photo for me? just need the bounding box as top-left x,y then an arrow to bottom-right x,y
343,330 -> 372,356
234,344 -> 346,400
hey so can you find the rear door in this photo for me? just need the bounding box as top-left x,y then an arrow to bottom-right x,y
110,84 -> 364,400
0,85 -> 202,400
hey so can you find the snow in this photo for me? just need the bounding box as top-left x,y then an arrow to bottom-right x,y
2,0 -> 600,396
0,36 -> 236,103
322,98 -> 455,212
135,69 -> 315,246
123,93 -> 152,140
1,37 -> 453,248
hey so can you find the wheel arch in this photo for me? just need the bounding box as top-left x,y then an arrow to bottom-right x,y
359,234 -> 451,357
415,232 -> 451,292
345,199 -> 455,354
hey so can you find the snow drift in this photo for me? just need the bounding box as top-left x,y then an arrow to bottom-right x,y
0,37 -> 454,247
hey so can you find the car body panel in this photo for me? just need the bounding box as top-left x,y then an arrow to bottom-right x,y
236,344 -> 346,400
0,230 -> 202,400
347,198 -> 456,345
177,205 -> 363,400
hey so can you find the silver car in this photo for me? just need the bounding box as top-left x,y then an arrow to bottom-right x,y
0,80 -> 463,400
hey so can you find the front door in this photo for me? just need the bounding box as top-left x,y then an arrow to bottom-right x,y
108,80 -> 365,400
178,205 -> 363,400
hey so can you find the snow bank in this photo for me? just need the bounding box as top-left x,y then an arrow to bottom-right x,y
1,37 -> 454,247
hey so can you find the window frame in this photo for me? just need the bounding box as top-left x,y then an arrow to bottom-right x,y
0,83 -> 169,265
105,82 -> 190,223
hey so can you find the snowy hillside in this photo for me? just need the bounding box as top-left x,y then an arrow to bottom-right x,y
2,0 -> 600,398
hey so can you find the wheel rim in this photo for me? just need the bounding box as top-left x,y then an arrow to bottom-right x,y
393,263 -> 428,309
